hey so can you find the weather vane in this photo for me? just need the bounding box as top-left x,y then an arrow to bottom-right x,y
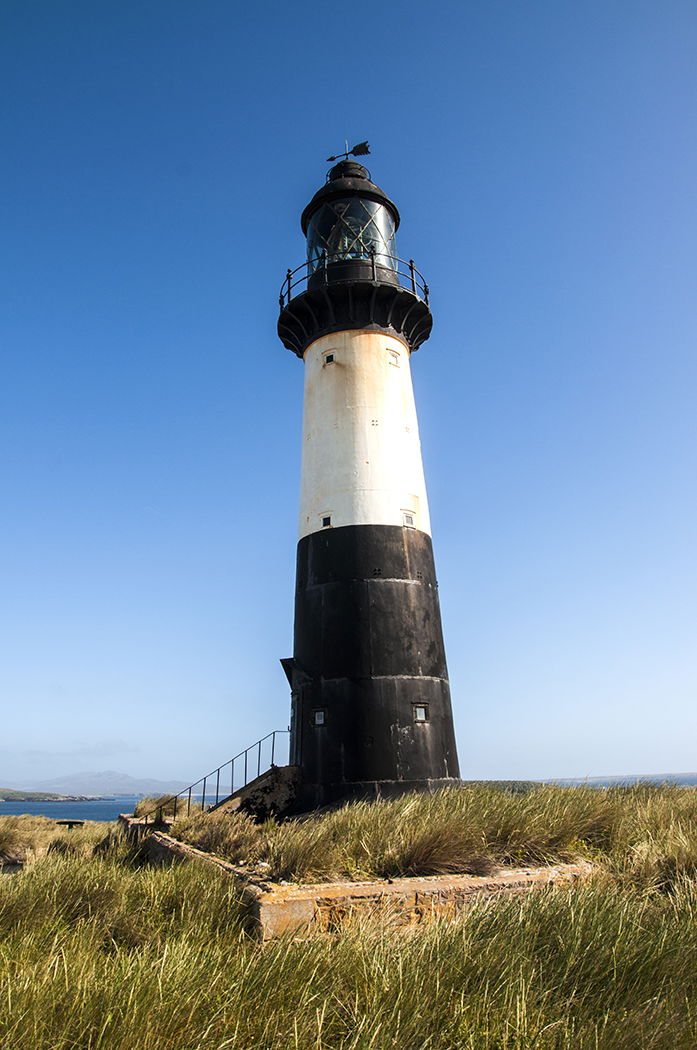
326,140 -> 371,163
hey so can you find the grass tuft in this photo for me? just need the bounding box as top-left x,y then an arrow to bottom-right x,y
0,815 -> 108,867
170,809 -> 261,865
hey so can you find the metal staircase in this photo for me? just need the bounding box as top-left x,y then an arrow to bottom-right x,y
138,730 -> 289,825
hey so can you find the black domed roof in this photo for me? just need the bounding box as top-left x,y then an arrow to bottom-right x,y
300,161 -> 401,235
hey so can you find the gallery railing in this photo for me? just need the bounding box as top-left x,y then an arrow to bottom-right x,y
279,250 -> 430,309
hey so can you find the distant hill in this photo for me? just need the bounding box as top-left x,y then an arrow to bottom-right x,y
15,770 -> 190,797
9,770 -> 696,799
545,773 -> 697,787
0,788 -> 76,802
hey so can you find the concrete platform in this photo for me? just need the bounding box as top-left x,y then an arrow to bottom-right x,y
117,816 -> 592,941
251,862 -> 592,939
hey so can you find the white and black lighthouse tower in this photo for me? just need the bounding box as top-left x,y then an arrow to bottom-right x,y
279,151 -> 460,810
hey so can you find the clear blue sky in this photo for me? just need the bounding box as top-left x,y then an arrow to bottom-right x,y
1,0 -> 695,786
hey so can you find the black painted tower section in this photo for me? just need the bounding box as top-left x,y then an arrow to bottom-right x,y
289,526 -> 459,808
279,160 -> 460,810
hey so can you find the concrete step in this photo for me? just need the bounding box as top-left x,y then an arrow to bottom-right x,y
209,764 -> 299,820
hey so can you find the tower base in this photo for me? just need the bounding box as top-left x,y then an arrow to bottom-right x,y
293,776 -> 462,814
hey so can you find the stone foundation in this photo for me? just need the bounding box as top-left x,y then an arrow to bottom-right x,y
117,815 -> 592,941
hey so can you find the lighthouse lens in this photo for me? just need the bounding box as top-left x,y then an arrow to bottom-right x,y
307,198 -> 397,272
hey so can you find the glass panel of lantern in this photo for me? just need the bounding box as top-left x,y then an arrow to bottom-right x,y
307,198 -> 397,272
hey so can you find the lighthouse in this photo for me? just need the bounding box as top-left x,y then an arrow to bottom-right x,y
279,151 -> 460,810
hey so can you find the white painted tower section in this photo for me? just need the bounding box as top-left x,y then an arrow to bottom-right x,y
299,329 -> 431,539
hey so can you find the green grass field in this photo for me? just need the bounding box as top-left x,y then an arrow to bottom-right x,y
165,782 -> 697,885
2,784 -> 696,1048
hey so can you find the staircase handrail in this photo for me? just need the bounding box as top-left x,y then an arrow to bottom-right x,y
137,729 -> 290,825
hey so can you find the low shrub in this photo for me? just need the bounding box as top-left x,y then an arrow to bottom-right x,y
0,826 -> 24,865
0,815 -> 108,866
170,809 -> 261,865
134,795 -> 184,818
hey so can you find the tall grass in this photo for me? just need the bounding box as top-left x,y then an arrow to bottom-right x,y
1,846 -> 696,1048
133,795 -> 201,818
169,783 -> 697,886
0,815 -> 109,866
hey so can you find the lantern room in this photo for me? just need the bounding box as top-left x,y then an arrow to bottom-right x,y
302,161 -> 400,280
279,159 -> 432,358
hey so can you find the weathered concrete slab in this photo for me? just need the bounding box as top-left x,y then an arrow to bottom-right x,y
254,863 -> 592,939
117,816 -> 592,941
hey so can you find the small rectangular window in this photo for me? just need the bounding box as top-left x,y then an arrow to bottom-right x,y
312,709 -> 326,726
403,511 -> 415,528
323,351 -> 335,365
413,704 -> 429,723
321,515 -> 331,528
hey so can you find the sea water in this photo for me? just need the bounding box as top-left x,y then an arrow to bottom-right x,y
0,797 -> 142,822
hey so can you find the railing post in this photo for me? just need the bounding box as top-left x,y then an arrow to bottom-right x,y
271,731 -> 275,766
231,757 -> 235,796
201,777 -> 207,812
244,748 -> 248,785
257,740 -> 261,778
215,768 -> 220,806
409,259 -> 417,295
370,247 -> 376,282
187,786 -> 192,816
423,282 -> 430,306
322,250 -> 328,286
285,268 -> 292,305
